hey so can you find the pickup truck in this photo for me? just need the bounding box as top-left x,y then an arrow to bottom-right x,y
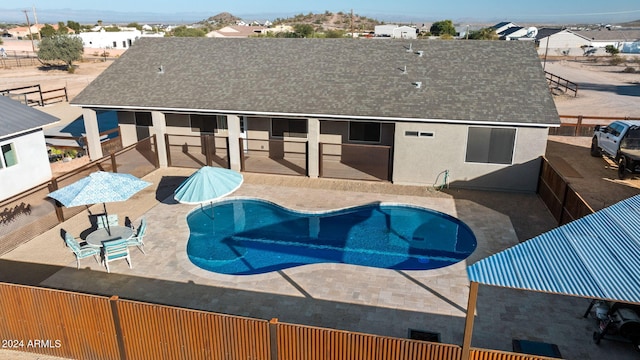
591,120 -> 640,179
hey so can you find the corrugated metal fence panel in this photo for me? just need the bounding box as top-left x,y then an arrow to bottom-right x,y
0,283 -> 119,360
470,347 -> 559,360
276,322 -> 461,360
116,299 -> 270,360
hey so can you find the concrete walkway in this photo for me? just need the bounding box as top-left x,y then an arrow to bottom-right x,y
1,169 -> 638,359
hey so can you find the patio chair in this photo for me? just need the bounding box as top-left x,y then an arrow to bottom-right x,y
127,218 -> 146,254
96,214 -> 119,229
102,238 -> 132,273
64,232 -> 100,269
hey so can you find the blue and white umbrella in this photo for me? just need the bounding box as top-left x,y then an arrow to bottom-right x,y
173,166 -> 243,205
48,171 -> 152,233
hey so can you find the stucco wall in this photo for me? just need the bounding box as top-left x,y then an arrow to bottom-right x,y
392,122 -> 549,192
0,130 -> 52,201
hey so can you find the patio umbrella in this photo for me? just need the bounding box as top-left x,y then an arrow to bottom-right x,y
173,166 -> 243,206
48,171 -> 152,235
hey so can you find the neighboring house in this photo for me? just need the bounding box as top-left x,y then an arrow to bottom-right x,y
206,26 -> 267,38
0,96 -> 59,201
573,28 -> 640,53
70,38 -> 559,192
374,25 -> 398,37
498,26 -> 528,40
536,28 -> 592,56
374,25 -> 417,39
393,26 -> 417,39
7,25 -> 39,39
491,22 -> 516,35
76,29 -> 142,50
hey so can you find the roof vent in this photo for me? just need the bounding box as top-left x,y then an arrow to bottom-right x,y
406,43 -> 413,52
402,65 -> 407,74
158,65 -> 164,74
416,50 -> 424,57
413,81 -> 422,89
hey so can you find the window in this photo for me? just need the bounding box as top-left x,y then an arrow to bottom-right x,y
349,122 -> 380,142
1,143 -> 18,168
190,115 -> 228,133
134,112 -> 153,126
465,127 -> 516,164
272,118 -> 307,138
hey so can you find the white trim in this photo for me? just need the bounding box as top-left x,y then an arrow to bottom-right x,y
71,104 -> 560,128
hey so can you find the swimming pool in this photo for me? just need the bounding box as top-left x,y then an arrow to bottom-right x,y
186,199 -> 476,275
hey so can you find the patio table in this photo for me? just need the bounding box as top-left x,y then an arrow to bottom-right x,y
86,226 -> 134,247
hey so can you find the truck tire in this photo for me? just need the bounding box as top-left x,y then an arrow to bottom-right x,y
591,138 -> 602,157
618,156 -> 627,180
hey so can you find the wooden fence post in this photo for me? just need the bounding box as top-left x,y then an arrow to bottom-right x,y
269,318 -> 278,360
109,296 -> 127,360
111,153 -> 118,173
48,179 -> 65,223
319,143 -> 323,178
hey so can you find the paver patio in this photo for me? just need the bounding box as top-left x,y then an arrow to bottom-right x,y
2,168 -> 638,359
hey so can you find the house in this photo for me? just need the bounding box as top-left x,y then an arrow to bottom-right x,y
70,38 -> 559,192
572,28 -> 640,53
75,29 -> 142,50
498,26 -> 528,40
206,26 -> 267,38
491,22 -> 516,35
6,25 -> 39,39
374,25 -> 398,37
392,26 -> 417,39
0,96 -> 59,201
535,28 -> 592,56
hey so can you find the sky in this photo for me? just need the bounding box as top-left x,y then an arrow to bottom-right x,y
2,0 -> 640,25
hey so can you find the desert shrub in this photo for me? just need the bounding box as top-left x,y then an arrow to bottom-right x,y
622,67 -> 637,73
609,56 -> 625,66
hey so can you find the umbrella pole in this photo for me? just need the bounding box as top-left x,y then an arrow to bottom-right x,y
104,203 -> 111,236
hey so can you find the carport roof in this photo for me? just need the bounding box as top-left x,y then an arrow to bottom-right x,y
467,194 -> 640,304
71,38 -> 559,126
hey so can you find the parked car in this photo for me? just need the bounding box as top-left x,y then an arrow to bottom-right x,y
591,120 -> 640,179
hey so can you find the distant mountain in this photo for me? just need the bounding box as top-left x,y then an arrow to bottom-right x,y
271,11 -> 384,31
619,19 -> 640,27
200,12 -> 242,27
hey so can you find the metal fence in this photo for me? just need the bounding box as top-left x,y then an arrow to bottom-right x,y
0,50 -> 39,69
0,282 -> 553,360
0,136 -> 158,256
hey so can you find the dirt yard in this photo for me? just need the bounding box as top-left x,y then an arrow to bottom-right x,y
1,43 -> 639,209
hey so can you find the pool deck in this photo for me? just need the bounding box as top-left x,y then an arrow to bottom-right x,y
2,168 -> 638,359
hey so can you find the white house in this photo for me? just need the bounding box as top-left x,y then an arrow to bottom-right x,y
536,28 -> 592,56
0,96 -> 59,201
76,29 -> 142,50
374,25 -> 398,37
393,26 -> 417,39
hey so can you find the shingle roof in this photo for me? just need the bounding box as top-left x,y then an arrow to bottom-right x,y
0,96 -> 59,138
71,38 -> 559,125
573,29 -> 640,42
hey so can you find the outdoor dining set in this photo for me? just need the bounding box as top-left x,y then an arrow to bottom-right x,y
47,171 -> 152,273
63,215 -> 147,272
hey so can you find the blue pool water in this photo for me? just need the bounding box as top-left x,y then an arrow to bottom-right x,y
186,199 -> 476,275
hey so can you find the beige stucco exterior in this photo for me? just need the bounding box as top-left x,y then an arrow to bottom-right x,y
392,122 -> 548,192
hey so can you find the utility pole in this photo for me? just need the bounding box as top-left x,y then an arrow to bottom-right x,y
350,9 -> 354,38
33,6 -> 41,41
23,10 -> 35,52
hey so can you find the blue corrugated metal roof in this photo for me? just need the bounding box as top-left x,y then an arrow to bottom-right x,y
467,194 -> 640,304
